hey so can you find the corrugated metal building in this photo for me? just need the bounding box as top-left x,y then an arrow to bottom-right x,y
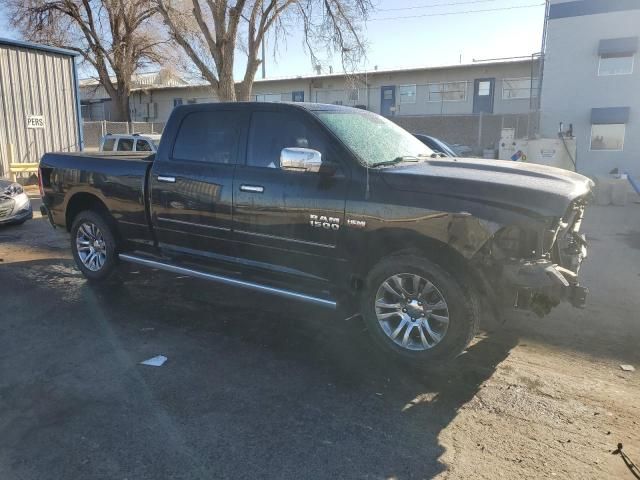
0,38 -> 82,179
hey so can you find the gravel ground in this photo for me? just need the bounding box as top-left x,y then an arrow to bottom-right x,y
0,193 -> 639,479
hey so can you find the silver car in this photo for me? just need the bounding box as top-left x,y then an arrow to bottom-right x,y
0,179 -> 32,226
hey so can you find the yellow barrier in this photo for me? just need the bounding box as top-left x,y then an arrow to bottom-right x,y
9,162 -> 39,182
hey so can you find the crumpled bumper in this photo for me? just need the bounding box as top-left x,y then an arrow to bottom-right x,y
503,260 -> 588,317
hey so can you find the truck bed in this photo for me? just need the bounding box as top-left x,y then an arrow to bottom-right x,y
39,151 -> 155,248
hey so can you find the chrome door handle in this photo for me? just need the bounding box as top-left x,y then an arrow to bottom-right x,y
240,184 -> 264,193
157,175 -> 176,183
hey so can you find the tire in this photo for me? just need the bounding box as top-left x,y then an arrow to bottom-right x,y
360,254 -> 479,364
70,210 -> 118,282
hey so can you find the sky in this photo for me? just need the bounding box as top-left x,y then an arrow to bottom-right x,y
0,0 -> 546,80
261,0 -> 547,78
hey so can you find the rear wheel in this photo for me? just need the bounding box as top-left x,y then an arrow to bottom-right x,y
70,210 -> 118,281
361,254 -> 479,363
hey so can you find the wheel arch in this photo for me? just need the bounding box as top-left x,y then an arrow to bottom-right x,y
349,228 -> 493,303
65,192 -> 121,248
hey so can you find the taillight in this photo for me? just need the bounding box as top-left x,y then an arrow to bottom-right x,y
38,168 -> 44,197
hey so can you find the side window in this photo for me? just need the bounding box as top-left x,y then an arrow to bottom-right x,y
247,111 -> 326,168
172,111 -> 240,164
136,140 -> 152,152
117,138 -> 134,151
102,138 -> 116,151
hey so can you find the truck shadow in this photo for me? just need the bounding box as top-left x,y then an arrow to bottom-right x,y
91,272 -> 520,479
3,258 -> 517,479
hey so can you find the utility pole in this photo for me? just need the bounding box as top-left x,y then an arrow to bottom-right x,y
261,37 -> 266,79
261,1 -> 266,79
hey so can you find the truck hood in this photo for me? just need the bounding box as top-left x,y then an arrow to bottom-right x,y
380,158 -> 594,218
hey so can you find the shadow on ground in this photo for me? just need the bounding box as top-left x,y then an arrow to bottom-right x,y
0,258 -> 518,479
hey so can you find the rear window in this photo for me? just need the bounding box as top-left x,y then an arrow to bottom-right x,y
136,140 -> 153,152
172,111 -> 241,164
117,138 -> 134,151
102,138 -> 116,151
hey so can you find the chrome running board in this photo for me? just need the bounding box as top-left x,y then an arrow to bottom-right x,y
119,253 -> 337,309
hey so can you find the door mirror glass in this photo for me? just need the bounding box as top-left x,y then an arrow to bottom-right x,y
280,148 -> 322,173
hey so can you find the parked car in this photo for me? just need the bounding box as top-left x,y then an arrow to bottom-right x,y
414,134 -> 458,157
0,179 -> 32,226
449,143 -> 474,157
100,133 -> 161,153
39,103 -> 593,363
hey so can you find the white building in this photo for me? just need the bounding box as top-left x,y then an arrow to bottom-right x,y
540,0 -> 640,177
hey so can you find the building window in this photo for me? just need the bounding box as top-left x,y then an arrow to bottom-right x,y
399,85 -> 416,104
427,82 -> 467,102
255,93 -> 282,102
502,78 -> 539,99
292,91 -> 305,102
173,98 -> 183,107
590,124 -> 625,151
187,98 -> 197,104
598,54 -> 634,75
477,81 -> 492,96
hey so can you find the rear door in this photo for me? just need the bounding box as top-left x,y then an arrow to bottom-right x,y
232,109 -> 350,284
149,108 -> 246,257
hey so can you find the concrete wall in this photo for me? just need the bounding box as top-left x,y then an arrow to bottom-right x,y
541,0 -> 640,177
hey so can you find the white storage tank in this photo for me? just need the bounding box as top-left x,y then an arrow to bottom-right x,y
525,137 -> 577,171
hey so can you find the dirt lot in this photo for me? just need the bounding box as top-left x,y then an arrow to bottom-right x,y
1,193 -> 639,479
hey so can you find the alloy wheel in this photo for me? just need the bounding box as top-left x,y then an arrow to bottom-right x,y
374,273 -> 450,351
76,221 -> 107,272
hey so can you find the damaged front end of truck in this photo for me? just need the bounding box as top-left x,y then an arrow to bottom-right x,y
473,196 -> 591,318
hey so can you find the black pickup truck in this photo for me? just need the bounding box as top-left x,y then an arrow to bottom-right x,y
39,102 -> 593,362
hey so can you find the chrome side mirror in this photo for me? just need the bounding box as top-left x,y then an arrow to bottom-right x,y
280,148 -> 322,173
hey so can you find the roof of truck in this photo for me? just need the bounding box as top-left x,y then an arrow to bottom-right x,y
172,101 -> 368,115
104,133 -> 162,140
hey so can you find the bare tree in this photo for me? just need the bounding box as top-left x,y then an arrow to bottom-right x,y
156,0 -> 371,102
4,0 -> 164,121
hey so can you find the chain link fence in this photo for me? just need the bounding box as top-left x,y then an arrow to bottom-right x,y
82,107 -> 536,156
391,112 -> 538,156
82,121 -> 165,150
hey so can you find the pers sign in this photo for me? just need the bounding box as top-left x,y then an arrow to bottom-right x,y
27,115 -> 45,129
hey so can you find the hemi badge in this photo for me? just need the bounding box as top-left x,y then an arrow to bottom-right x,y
347,218 -> 366,228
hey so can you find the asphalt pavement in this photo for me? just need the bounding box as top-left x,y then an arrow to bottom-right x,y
1,198 -> 639,479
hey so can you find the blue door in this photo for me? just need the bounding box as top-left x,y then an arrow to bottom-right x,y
380,86 -> 396,116
473,78 -> 495,114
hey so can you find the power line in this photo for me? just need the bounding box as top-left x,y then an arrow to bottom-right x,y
376,0 -> 500,13
367,3 -> 545,21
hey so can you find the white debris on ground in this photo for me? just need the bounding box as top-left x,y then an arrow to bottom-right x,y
140,355 -> 168,367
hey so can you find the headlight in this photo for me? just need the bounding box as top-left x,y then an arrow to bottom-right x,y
4,183 -> 24,196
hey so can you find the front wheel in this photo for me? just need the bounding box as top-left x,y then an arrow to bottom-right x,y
70,210 -> 118,281
361,254 -> 479,364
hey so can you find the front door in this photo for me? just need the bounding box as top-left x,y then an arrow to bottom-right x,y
473,78 -> 495,114
380,86 -> 396,116
232,109 -> 349,285
149,109 -> 246,258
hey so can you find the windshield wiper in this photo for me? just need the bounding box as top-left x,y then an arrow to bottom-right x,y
371,155 -> 421,167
